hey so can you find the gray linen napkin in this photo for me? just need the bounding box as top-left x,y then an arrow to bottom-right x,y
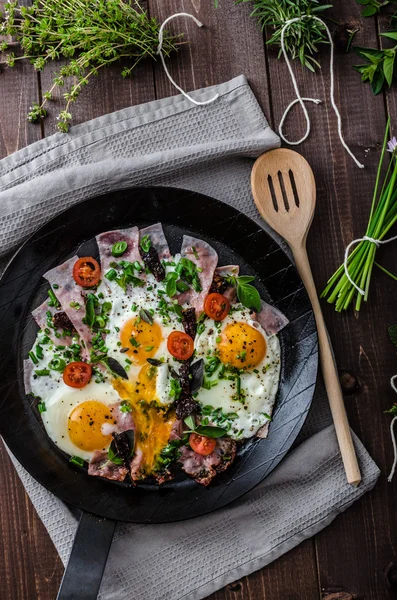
0,75 -> 380,600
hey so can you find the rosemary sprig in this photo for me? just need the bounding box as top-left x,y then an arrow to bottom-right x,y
321,118 -> 397,312
234,0 -> 333,71
0,0 -> 179,131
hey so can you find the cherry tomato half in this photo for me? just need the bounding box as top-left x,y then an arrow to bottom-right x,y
189,433 -> 216,456
204,293 -> 230,321
167,330 -> 194,361
63,362 -> 92,388
73,257 -> 101,287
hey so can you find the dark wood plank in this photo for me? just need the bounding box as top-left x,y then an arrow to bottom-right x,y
148,0 -> 273,120
260,0 -> 397,598
0,443 -> 63,599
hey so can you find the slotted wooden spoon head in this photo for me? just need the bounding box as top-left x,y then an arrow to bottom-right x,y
251,148 -> 316,249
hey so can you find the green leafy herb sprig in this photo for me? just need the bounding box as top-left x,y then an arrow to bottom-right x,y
226,275 -> 261,312
183,415 -> 228,438
322,118 -> 397,312
0,0 -> 179,131
233,0 -> 333,72
355,0 -> 393,16
353,39 -> 397,95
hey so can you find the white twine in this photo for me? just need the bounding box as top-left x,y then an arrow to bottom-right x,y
157,13 -> 219,106
387,375 -> 397,482
279,16 -> 364,169
343,234 -> 397,296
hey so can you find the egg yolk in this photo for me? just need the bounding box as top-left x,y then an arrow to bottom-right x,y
217,321 -> 267,369
120,317 -> 162,365
112,370 -> 174,477
68,400 -> 114,452
135,363 -> 158,402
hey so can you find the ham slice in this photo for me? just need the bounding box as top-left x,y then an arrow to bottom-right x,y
88,452 -> 129,481
96,227 -> 141,273
255,300 -> 289,336
43,256 -> 92,351
178,437 -> 237,486
139,223 -> 171,261
32,298 -> 75,346
177,235 -> 218,314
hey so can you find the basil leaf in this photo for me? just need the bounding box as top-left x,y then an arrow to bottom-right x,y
101,357 -> 128,379
190,359 -> 204,395
107,443 -> 124,465
166,274 -> 177,298
140,308 -> 153,325
236,275 -> 255,285
184,415 -> 195,430
237,283 -> 261,313
194,425 -> 228,438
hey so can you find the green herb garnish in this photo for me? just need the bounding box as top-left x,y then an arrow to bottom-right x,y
47,288 -> 59,307
111,240 -> 128,257
37,401 -> 46,413
226,275 -> 261,312
70,456 -> 85,467
184,416 -> 228,439
130,336 -> 140,348
140,235 -> 151,253
34,369 -> 50,376
105,268 -> 117,281
48,357 -> 66,372
120,400 -> 132,413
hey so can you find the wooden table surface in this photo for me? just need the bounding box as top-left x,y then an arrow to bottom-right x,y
1,1 -> 397,598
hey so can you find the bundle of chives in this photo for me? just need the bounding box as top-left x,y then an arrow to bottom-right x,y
321,118 -> 397,312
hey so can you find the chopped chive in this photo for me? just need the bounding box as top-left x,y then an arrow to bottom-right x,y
216,336 -> 221,343
105,268 -> 117,281
35,369 -> 50,376
28,351 -> 38,365
125,358 -> 132,365
52,283 -> 59,289
47,289 -> 59,307
70,456 -> 85,467
115,326 -> 120,332
133,261 -> 143,272
37,401 -> 46,413
130,336 -> 140,348
56,345 -> 66,350
147,285 -> 153,291
145,345 -> 154,352
70,301 -> 80,309
35,345 -> 44,360
131,303 -> 137,312
98,292 -> 104,299
176,280 -> 189,293
111,241 -> 128,257
191,246 -> 199,260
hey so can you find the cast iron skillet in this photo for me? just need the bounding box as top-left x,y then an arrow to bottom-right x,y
0,187 -> 318,600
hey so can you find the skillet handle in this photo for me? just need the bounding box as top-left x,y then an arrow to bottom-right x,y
57,511 -> 116,600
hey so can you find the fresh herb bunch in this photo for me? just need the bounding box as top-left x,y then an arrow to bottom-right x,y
355,0 -> 394,16
0,0 -> 179,131
321,119 -> 397,312
353,39 -> 397,94
234,0 -> 333,71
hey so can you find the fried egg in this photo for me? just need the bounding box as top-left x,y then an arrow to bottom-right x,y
100,270 -> 182,405
193,308 -> 281,439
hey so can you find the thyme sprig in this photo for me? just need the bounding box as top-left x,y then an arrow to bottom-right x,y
233,0 -> 333,72
0,0 -> 179,131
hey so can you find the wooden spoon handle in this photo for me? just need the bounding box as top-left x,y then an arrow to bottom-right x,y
292,244 -> 361,486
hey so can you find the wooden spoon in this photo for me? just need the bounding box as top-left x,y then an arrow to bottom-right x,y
251,148 -> 361,486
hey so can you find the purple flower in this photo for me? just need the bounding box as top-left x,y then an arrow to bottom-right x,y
387,137 -> 397,153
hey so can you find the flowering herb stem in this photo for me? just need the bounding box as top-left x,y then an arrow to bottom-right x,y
321,118 -> 397,312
